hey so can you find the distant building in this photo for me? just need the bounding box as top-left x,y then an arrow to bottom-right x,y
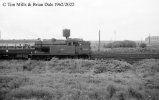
145,36 -> 159,46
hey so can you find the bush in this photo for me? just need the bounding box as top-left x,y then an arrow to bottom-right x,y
94,60 -> 133,74
105,42 -> 113,48
122,40 -> 136,48
139,43 -> 147,48
105,40 -> 136,48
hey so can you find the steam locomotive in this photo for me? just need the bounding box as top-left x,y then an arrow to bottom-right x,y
0,29 -> 91,59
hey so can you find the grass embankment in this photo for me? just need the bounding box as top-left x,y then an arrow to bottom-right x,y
0,59 -> 159,100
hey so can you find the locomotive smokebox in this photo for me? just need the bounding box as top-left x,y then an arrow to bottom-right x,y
63,29 -> 70,39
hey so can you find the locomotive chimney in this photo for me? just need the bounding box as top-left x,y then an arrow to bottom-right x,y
63,29 -> 70,39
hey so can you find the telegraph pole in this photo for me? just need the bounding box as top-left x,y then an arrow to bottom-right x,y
98,30 -> 100,51
149,33 -> 150,45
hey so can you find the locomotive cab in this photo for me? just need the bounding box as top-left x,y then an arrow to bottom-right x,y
66,38 -> 91,58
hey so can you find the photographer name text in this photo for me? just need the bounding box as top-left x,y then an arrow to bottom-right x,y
2,2 -> 75,7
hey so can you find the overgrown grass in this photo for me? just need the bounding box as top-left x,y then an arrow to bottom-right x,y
48,58 -> 94,73
6,86 -> 56,100
0,75 -> 30,100
0,59 -> 159,100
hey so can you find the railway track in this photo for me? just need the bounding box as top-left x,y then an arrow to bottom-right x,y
91,53 -> 159,63
1,53 -> 159,64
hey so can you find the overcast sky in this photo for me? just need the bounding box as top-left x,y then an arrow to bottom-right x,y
0,0 -> 159,41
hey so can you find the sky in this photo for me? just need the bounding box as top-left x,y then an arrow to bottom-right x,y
0,0 -> 159,41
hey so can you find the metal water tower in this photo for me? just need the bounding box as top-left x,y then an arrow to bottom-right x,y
63,29 -> 70,39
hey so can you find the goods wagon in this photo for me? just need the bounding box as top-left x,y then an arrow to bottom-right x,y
0,39 -> 36,59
